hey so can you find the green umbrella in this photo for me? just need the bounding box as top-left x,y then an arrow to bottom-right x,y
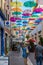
12,25 -> 17,28
24,1 -> 37,7
31,15 -> 39,17
12,11 -> 22,15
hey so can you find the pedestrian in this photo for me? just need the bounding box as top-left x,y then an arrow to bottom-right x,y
28,44 -> 31,53
35,41 -> 43,65
22,44 -> 28,65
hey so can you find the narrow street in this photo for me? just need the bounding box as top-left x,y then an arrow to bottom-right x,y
8,50 -> 34,65
8,51 -> 43,65
0,0 -> 43,65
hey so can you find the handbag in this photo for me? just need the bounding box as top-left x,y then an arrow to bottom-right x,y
26,47 -> 29,54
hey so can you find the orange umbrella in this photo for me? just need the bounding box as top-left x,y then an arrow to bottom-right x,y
11,8 -> 22,12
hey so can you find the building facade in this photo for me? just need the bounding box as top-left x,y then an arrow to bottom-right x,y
30,21 -> 43,43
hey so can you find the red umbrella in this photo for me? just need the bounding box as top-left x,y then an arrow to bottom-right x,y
26,38 -> 36,42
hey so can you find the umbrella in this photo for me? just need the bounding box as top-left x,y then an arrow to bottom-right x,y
12,25 -> 17,28
35,19 -> 42,23
10,17 -> 16,22
11,8 -> 22,12
26,27 -> 30,30
12,11 -> 22,15
10,17 -> 22,22
31,15 -> 39,18
33,8 -> 43,12
26,38 -> 36,42
22,16 -> 29,18
23,9 -> 32,14
24,1 -> 37,7
10,2 -> 23,7
22,13 -> 31,16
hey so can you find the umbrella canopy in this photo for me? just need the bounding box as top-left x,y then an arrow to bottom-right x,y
33,8 -> 43,12
10,17 -> 21,22
11,8 -> 22,12
24,1 -> 37,7
12,25 -> 17,28
10,17 -> 16,22
12,11 -> 22,15
22,16 -> 29,18
10,2 -> 23,7
22,13 -> 31,16
26,38 -> 36,42
29,18 -> 35,20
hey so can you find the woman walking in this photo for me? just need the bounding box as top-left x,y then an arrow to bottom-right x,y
22,44 -> 28,65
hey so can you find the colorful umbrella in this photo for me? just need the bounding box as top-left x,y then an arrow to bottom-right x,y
16,20 -> 22,23
35,19 -> 42,23
12,25 -> 17,28
24,1 -> 37,7
11,8 -> 22,12
22,16 -> 29,18
33,8 -> 43,12
29,18 -> 35,20
10,17 -> 16,22
31,15 -> 39,17
12,11 -> 22,15
29,21 -> 34,24
26,27 -> 30,30
31,26 -> 36,28
23,20 -> 28,23
10,2 -> 23,7
10,17 -> 22,22
26,38 -> 36,42
22,13 -> 31,16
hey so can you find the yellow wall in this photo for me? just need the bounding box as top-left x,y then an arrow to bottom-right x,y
0,0 -> 4,10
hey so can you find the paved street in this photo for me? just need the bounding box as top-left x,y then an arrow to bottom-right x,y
8,51 -> 25,65
8,50 -> 33,65
8,51 -> 43,65
28,53 -> 43,65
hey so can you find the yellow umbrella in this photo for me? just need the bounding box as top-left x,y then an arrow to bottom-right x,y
29,21 -> 35,24
10,2 -> 23,7
11,8 -> 22,12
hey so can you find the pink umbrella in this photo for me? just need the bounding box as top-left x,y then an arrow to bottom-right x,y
10,17 -> 16,22
33,8 -> 43,12
10,17 -> 22,22
22,13 -> 31,16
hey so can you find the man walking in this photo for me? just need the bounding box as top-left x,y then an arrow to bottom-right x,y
35,41 -> 43,65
